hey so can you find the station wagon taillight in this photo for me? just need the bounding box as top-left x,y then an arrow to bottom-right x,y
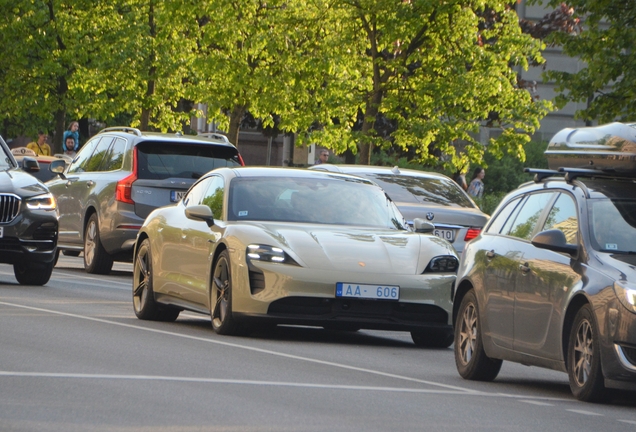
116,147 -> 138,204
464,228 -> 481,241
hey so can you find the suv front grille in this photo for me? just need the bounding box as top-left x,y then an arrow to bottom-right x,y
0,194 -> 20,223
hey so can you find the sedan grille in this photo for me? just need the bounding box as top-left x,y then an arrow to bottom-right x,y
0,194 -> 20,223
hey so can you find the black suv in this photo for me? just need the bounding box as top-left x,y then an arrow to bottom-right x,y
47,127 -> 244,274
453,123 -> 636,402
0,136 -> 58,285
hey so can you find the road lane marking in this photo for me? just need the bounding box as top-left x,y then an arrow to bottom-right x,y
618,420 -> 636,425
0,300 -> 572,402
566,409 -> 603,416
518,400 -> 554,406
0,371 -> 473,394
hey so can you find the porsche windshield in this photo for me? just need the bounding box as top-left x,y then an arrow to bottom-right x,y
589,199 -> 636,253
228,176 -> 408,229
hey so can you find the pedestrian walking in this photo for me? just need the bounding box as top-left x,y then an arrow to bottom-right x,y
467,167 -> 485,198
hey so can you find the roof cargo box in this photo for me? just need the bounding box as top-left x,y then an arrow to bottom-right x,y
545,122 -> 636,172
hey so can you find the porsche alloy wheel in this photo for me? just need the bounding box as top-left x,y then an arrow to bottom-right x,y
211,250 -> 241,335
84,213 -> 113,275
567,305 -> 607,402
133,239 -> 179,322
454,290 -> 502,381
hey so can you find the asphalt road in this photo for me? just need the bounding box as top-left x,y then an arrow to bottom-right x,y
1,255 -> 635,432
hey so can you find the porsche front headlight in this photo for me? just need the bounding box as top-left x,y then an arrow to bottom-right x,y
246,244 -> 299,265
614,281 -> 636,314
26,193 -> 57,210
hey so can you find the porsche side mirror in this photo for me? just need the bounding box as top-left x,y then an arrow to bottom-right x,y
185,205 -> 215,226
532,229 -> 577,256
413,218 -> 435,234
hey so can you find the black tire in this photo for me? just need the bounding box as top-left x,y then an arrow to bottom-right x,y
53,249 -> 60,267
411,329 -> 454,348
84,213 -> 113,275
62,250 -> 81,257
14,261 -> 54,286
132,238 -> 180,322
210,250 -> 242,335
567,305 -> 607,402
454,290 -> 502,381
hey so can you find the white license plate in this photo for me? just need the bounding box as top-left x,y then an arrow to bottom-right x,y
336,283 -> 399,300
0,227 -> 3,238
434,229 -> 455,242
170,190 -> 187,203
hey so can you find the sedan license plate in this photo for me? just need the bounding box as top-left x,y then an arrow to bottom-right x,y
336,283 -> 399,300
434,229 -> 454,242
170,190 -> 186,203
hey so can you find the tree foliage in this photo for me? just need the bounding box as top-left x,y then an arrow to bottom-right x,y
0,0 -> 555,170
296,0 -> 553,169
539,0 -> 636,123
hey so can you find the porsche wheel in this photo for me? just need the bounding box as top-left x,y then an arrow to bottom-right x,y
84,213 -> 113,275
567,305 -> 607,402
454,290 -> 502,381
211,250 -> 241,335
411,329 -> 454,348
133,239 -> 180,322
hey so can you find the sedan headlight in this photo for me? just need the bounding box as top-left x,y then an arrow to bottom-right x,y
614,281 -> 636,314
25,193 -> 57,210
246,244 -> 299,266
424,255 -> 459,273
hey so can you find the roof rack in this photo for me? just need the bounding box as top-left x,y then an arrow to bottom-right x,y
524,168 -> 560,182
525,167 -> 636,183
99,127 -> 143,137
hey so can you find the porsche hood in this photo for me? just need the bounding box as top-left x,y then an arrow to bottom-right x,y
243,223 -> 455,274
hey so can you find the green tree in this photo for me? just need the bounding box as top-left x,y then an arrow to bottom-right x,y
302,0 -> 552,168
539,0 -> 636,123
76,0 -> 199,131
0,0 -> 97,152
191,0 -> 329,147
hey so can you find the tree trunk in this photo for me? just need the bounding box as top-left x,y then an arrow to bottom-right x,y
53,109 -> 66,155
227,105 -> 246,147
358,94 -> 382,165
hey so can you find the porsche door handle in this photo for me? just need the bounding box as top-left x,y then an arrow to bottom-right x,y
519,263 -> 530,274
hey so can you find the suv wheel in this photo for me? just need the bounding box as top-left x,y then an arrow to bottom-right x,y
14,261 -> 54,286
84,213 -> 113,274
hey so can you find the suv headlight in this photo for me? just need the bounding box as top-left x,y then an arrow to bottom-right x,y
246,244 -> 299,266
25,193 -> 57,210
614,281 -> 636,314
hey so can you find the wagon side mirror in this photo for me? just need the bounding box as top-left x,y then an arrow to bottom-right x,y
532,229 -> 578,256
